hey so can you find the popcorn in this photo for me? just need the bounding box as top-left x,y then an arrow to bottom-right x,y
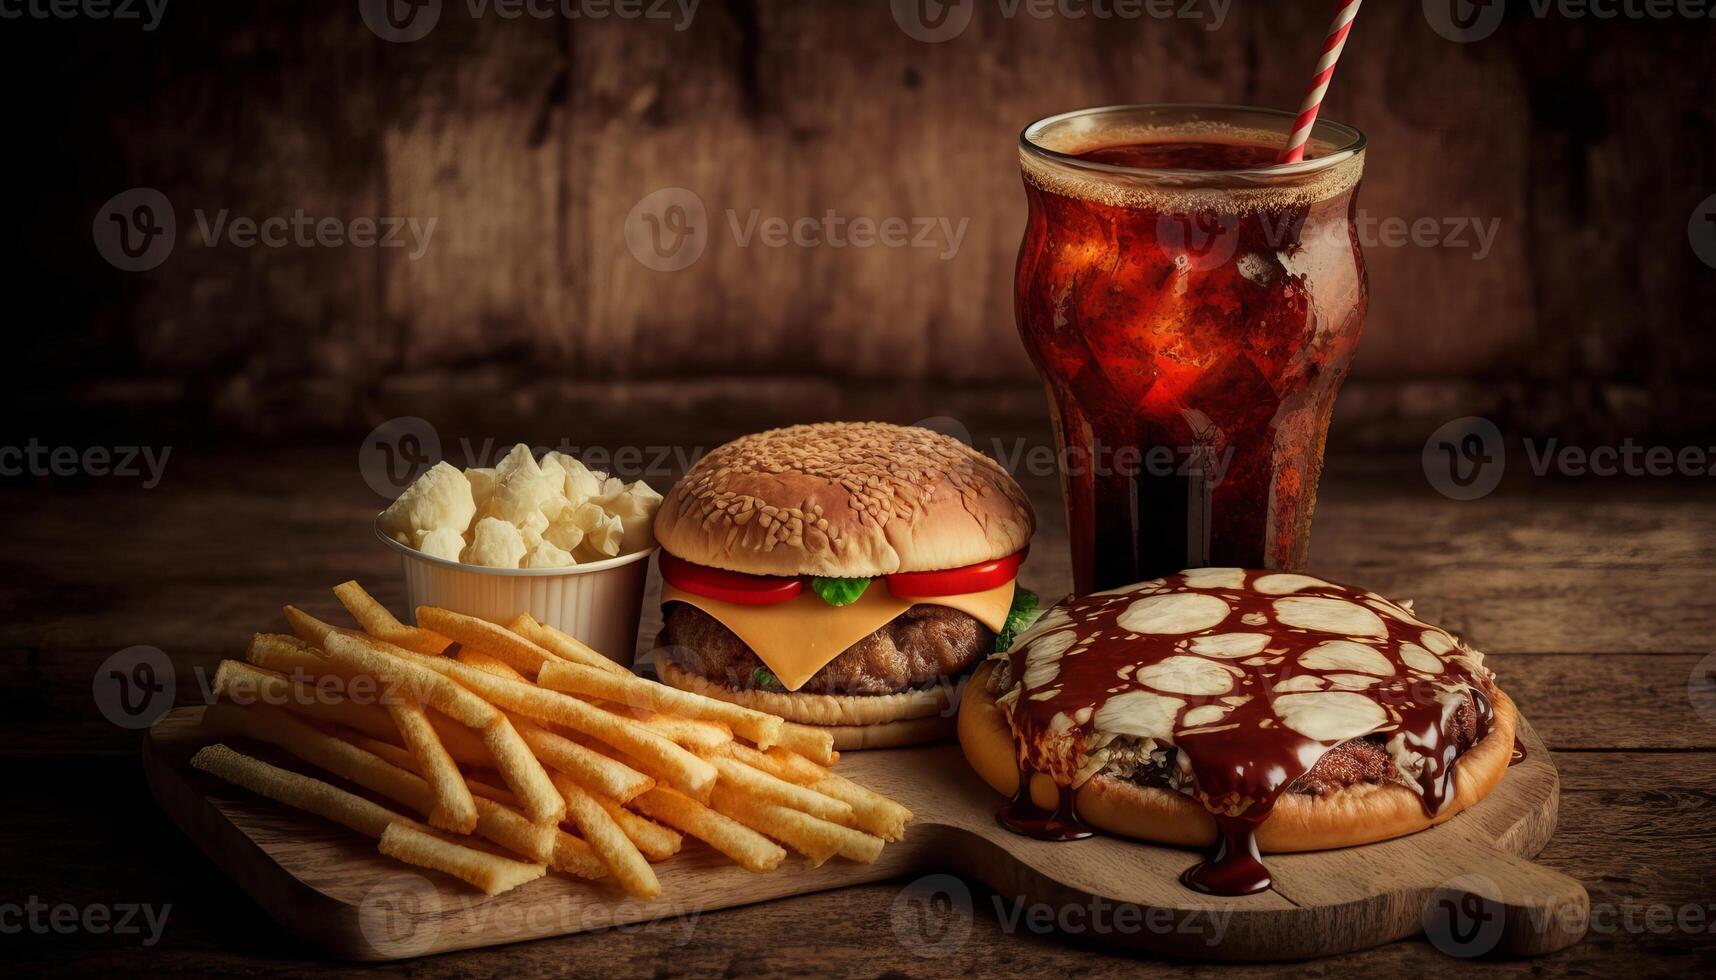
568,501 -> 624,560
523,540 -> 576,569
378,461 -> 476,538
552,453 -> 607,506
465,467 -> 498,510
543,516 -> 586,554
417,528 -> 466,562
519,509 -> 549,549
462,517 -> 528,568
483,444 -> 560,526
384,444 -> 661,568
597,480 -> 665,554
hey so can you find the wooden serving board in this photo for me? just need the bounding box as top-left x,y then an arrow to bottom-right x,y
144,706 -> 1587,961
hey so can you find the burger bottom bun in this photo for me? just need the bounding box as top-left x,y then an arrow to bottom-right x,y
656,660 -> 957,750
958,661 -> 1518,853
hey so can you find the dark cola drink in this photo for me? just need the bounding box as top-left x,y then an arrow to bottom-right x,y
1015,105 -> 1369,594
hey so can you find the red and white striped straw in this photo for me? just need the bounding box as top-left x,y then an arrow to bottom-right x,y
1278,0 -> 1364,165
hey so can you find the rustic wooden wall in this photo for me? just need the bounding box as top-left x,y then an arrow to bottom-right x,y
6,1 -> 1715,446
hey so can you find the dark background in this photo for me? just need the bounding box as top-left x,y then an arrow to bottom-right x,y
4,0 -> 1715,454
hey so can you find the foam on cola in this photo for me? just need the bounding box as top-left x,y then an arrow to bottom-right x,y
1015,107 -> 1368,593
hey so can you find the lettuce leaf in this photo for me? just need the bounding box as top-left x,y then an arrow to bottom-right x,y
994,587 -> 1041,652
809,577 -> 870,607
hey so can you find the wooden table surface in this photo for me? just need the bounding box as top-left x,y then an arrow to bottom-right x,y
3,441 -> 1713,976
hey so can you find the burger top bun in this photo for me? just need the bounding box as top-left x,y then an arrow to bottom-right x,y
654,422 -> 1035,578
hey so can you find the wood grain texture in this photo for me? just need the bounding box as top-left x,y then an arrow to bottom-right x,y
5,447 -> 1713,755
8,4 -> 1715,440
144,703 -> 1582,961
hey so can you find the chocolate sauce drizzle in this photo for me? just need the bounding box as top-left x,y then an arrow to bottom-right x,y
993,570 -> 1498,896
997,760 -> 1094,841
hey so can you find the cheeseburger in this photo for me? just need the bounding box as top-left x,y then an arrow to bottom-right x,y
959,568 -> 1516,894
652,422 -> 1038,749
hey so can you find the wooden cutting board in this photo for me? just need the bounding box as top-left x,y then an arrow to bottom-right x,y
144,705 -> 1587,961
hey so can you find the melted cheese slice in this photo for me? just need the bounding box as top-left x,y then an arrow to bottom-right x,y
661,580 -> 1016,692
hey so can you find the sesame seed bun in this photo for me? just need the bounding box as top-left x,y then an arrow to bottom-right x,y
653,422 -> 1035,578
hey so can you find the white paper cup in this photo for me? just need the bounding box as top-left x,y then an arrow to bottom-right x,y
375,523 -> 655,669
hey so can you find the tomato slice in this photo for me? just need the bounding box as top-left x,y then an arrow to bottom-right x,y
885,549 -> 1027,598
658,552 -> 803,606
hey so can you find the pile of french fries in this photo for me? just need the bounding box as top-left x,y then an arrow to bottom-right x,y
190,580 -> 912,898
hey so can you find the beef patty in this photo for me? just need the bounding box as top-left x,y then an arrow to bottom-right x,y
1103,693 -> 1486,796
659,602 -> 992,696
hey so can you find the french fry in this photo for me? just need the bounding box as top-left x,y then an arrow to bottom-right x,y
719,741 -> 813,781
388,701 -> 478,833
551,831 -> 609,881
333,580 -> 453,655
416,607 -> 562,677
347,736 -> 512,805
760,745 -> 834,783
705,755 -> 854,823
723,743 -> 912,840
379,823 -> 545,896
457,649 -> 530,682
319,632 -> 498,729
204,703 -> 548,862
508,614 -> 630,675
482,715 -> 566,825
511,716 -> 654,803
810,774 -> 913,842
538,660 -> 783,749
636,713 -> 733,753
214,659 -> 398,742
206,701 -> 428,809
630,788 -> 785,873
773,722 -> 837,767
421,711 -> 493,768
247,633 -> 332,677
283,605 -> 346,646
206,585 -> 921,904
191,743 -> 423,840
594,795 -> 682,861
555,776 -> 660,899
709,784 -> 884,865
389,649 -> 717,800
348,736 -> 555,863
